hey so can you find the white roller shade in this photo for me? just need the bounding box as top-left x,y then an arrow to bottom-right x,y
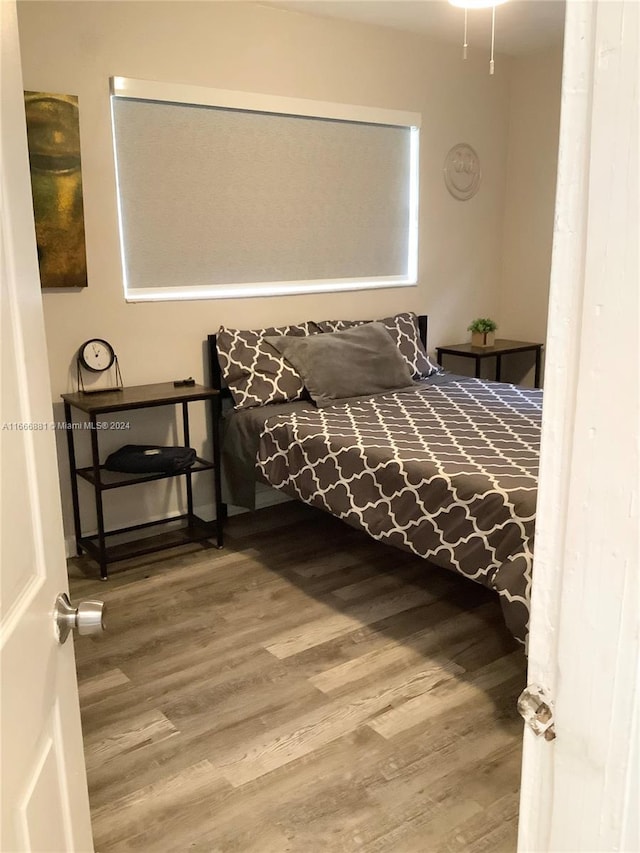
110,79 -> 420,301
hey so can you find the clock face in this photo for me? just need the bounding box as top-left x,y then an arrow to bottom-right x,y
79,339 -> 115,372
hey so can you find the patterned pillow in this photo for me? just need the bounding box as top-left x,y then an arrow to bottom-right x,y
216,322 -> 320,409
315,312 -> 440,379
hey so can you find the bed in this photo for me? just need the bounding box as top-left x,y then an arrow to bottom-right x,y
208,313 -> 541,644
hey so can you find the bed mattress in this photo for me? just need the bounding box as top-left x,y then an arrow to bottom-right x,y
256,376 -> 542,642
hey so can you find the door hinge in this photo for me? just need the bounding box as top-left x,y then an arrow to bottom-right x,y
517,684 -> 556,741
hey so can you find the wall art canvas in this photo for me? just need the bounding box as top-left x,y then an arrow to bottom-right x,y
24,91 -> 88,288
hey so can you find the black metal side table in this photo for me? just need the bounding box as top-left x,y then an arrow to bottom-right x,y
435,339 -> 544,388
61,382 -> 223,579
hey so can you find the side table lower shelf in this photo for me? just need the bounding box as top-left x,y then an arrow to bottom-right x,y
76,456 -> 215,488
77,513 -> 218,567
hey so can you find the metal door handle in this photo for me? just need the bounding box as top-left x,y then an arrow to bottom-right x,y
55,592 -> 106,644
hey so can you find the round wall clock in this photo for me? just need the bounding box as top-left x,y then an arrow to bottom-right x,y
443,143 -> 481,201
78,338 -> 116,373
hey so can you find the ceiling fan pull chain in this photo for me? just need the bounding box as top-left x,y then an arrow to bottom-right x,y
463,7 -> 468,59
490,3 -> 496,74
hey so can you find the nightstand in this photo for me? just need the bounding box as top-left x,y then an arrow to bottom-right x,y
435,340 -> 544,388
61,382 -> 223,579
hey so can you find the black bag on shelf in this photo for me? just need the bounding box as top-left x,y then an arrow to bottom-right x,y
104,444 -> 197,474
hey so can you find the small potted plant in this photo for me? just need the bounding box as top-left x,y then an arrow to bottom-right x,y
468,317 -> 498,348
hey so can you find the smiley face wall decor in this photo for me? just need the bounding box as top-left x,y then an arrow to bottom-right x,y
443,143 -> 481,201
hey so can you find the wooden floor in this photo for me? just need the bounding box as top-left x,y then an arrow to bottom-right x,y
69,502 -> 526,853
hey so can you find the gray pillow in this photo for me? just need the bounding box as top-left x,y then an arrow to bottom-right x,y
264,322 -> 414,407
315,311 -> 440,379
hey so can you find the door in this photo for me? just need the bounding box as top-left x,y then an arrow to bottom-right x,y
518,1 -> 638,851
0,2 -> 94,850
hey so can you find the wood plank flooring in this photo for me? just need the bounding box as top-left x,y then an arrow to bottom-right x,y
69,502 -> 526,853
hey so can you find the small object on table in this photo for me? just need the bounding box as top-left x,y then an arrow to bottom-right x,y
76,338 -> 123,393
467,317 -> 498,348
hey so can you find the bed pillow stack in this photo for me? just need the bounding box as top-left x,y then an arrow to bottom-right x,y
217,311 -> 438,409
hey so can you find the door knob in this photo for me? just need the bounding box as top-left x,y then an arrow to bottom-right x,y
55,592 -> 106,644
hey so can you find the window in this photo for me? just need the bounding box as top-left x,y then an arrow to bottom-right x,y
110,77 -> 420,302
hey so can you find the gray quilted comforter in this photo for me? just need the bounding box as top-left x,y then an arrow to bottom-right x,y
256,377 -> 541,643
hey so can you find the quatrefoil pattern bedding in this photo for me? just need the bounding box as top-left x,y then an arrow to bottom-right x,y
257,376 -> 542,642
216,322 -> 320,409
217,312 -> 438,410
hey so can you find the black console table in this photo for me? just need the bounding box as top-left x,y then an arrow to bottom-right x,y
435,339 -> 544,388
62,382 -> 223,579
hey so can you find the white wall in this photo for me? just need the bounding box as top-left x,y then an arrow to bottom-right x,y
498,44 -> 563,384
17,0 -> 516,542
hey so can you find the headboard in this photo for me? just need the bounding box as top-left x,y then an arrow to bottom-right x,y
207,314 -> 429,394
207,333 -> 226,395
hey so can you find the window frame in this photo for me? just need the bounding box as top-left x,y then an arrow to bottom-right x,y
110,76 -> 421,302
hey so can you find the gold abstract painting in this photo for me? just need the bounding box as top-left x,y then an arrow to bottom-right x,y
24,92 -> 88,288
